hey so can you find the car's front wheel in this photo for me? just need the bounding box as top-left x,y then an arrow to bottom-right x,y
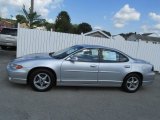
122,73 -> 142,93
29,69 -> 56,92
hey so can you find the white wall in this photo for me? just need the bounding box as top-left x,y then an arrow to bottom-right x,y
17,28 -> 160,72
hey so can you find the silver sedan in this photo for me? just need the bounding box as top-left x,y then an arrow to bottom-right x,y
7,44 -> 155,92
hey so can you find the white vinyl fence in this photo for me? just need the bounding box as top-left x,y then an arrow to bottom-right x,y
17,28 -> 160,72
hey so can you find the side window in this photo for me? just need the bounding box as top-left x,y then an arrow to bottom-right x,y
101,49 -> 128,62
118,53 -> 129,62
72,48 -> 99,62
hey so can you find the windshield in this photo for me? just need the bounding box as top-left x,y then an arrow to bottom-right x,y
50,45 -> 83,59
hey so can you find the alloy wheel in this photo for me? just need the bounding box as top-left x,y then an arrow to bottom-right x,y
126,77 -> 139,91
33,73 -> 51,90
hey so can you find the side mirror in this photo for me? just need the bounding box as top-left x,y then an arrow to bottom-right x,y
67,56 -> 78,62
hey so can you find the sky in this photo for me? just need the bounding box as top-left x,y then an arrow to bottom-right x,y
0,0 -> 160,34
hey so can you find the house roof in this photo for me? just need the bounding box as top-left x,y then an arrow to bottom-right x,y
125,33 -> 160,42
83,29 -> 111,38
138,35 -> 160,42
112,33 -> 160,42
112,34 -> 125,40
142,33 -> 153,36
148,33 -> 160,37
119,32 -> 136,40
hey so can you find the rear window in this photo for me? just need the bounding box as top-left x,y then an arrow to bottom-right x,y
1,28 -> 17,36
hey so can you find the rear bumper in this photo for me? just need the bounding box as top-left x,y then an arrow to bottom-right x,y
142,72 -> 155,86
143,80 -> 154,86
0,41 -> 16,47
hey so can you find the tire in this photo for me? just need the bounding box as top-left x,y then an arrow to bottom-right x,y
122,73 -> 142,93
1,46 -> 7,50
29,69 -> 56,92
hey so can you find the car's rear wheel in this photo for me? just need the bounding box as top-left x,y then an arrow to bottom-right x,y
1,45 -> 7,50
29,69 -> 56,92
122,73 -> 142,93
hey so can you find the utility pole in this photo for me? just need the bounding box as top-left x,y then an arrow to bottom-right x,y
31,0 -> 34,14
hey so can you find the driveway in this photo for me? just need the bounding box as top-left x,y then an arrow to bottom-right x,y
0,48 -> 160,120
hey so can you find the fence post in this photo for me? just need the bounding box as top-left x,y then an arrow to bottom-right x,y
136,39 -> 140,58
16,23 -> 20,58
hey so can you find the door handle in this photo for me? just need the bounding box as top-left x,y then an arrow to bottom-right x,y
90,65 -> 97,67
124,65 -> 130,68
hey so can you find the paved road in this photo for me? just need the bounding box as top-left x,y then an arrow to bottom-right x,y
0,48 -> 160,120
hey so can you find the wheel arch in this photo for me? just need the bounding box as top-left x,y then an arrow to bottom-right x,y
27,67 -> 57,85
123,72 -> 143,82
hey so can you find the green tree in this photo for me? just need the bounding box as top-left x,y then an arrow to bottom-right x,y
102,30 -> 111,37
70,24 -> 78,34
16,14 -> 27,24
18,5 -> 45,28
77,23 -> 92,34
43,21 -> 54,31
55,11 -> 71,33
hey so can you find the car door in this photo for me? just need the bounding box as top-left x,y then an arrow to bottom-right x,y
98,49 -> 131,86
61,48 -> 100,84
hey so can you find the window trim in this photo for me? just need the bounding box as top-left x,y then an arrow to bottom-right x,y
65,48 -> 101,63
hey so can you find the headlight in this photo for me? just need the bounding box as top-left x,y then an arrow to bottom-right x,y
10,63 -> 23,69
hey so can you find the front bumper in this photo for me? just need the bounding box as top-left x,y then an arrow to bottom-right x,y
8,77 -> 27,84
7,64 -> 28,84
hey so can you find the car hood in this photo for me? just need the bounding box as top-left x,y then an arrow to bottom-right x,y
13,53 -> 52,62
